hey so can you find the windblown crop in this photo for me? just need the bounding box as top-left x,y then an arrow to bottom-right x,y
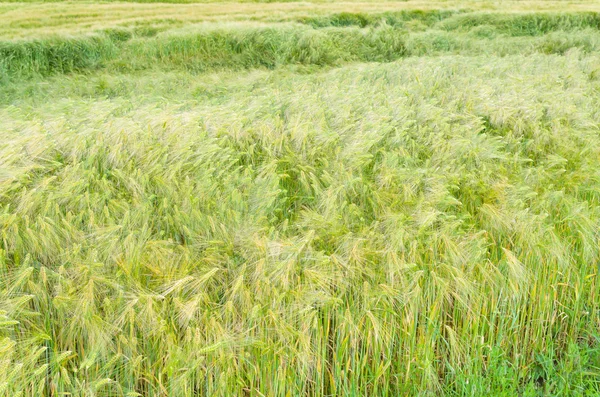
1,2 -> 599,396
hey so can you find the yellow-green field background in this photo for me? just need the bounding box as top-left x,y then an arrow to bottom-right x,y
2,1 -> 600,38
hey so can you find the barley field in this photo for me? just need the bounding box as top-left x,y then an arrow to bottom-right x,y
1,1 -> 600,396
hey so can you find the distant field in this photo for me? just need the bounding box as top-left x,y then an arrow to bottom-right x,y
1,2 -> 600,397
3,1 -> 600,38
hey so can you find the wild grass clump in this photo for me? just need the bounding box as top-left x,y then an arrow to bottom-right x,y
538,28 -> 600,54
123,25 -> 409,70
0,35 -> 115,76
439,12 -> 600,36
299,10 -> 462,29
